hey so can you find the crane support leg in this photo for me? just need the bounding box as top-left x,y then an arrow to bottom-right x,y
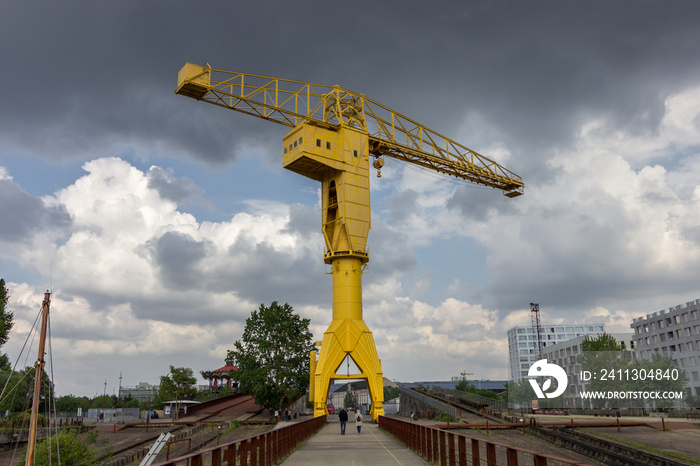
312,256 -> 384,422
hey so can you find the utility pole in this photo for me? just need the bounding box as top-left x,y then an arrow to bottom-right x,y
103,379 -> 107,397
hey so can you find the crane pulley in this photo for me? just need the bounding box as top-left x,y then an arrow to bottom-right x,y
175,63 -> 524,422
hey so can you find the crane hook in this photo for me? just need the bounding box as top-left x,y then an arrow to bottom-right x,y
372,157 -> 385,178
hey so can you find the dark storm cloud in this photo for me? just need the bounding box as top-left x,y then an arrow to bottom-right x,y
0,180 -> 71,241
146,166 -> 204,203
147,231 -> 213,290
446,185 -> 520,222
2,1 -> 699,177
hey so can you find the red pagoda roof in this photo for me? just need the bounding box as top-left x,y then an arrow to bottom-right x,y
214,364 -> 238,373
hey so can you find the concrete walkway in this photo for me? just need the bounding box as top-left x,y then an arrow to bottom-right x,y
281,420 -> 429,465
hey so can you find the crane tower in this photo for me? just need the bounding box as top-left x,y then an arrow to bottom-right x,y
175,63 -> 524,421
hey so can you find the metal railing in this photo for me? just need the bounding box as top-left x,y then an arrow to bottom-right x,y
152,415 -> 326,466
379,416 -> 593,466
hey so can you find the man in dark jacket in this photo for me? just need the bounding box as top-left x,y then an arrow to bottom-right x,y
338,408 -> 348,435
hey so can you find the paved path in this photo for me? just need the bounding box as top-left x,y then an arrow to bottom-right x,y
281,421 -> 429,465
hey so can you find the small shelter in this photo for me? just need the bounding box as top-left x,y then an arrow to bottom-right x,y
201,363 -> 239,392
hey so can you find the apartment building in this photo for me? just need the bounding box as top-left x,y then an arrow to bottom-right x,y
508,324 -> 605,381
631,299 -> 700,397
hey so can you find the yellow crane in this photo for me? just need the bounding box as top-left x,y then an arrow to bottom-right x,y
175,63 -> 524,422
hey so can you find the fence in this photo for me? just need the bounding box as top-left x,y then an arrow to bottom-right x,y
152,415 -> 326,466
378,416 -> 592,466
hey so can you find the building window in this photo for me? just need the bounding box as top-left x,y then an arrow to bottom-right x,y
284,147 -> 287,154
354,150 -> 358,157
298,137 -> 303,145
294,141 -> 297,148
326,141 -> 331,150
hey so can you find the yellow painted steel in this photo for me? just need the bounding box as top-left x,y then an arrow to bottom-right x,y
283,123 -> 383,420
175,63 -> 525,423
175,63 -> 524,197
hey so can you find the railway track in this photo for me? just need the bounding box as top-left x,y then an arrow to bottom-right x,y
416,388 -> 693,466
528,426 -> 691,466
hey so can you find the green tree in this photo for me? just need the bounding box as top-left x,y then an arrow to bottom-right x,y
152,366 -> 197,409
0,279 -> 14,370
383,386 -> 399,401
0,366 -> 54,413
29,429 -> 96,466
578,333 -> 632,408
582,332 -> 626,352
343,390 -> 356,410
55,394 -> 91,413
506,378 -> 537,406
89,394 -> 118,409
455,379 -> 475,393
227,302 -> 314,412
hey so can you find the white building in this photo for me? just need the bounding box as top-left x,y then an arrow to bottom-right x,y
631,299 -> 700,397
542,332 -> 634,405
508,324 -> 605,381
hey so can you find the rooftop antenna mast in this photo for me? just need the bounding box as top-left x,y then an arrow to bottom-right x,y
530,303 -> 543,360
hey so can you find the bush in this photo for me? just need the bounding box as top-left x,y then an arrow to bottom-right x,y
22,429 -> 96,466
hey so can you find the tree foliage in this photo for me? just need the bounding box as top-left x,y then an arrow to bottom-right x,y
343,390 -> 356,409
506,378 -> 537,405
30,429 -> 96,466
227,302 -> 314,412
0,279 -> 13,349
152,366 -> 197,408
0,366 -> 54,413
0,279 -> 14,370
582,332 -> 626,351
383,386 -> 399,401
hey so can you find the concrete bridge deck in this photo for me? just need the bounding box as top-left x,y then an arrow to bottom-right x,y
280,420 -> 429,465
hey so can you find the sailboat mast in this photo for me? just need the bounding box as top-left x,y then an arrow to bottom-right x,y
26,291 -> 50,466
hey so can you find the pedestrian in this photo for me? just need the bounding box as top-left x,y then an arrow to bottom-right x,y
99,409 -> 104,423
355,409 -> 363,434
274,410 -> 279,421
338,407 -> 348,435
285,409 -> 290,421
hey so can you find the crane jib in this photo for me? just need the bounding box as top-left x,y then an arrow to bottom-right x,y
175,62 -> 524,197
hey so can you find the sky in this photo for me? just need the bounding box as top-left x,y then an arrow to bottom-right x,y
2,1 -> 700,397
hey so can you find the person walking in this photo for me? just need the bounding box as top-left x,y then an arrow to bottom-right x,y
338,407 -> 348,435
355,409 -> 363,434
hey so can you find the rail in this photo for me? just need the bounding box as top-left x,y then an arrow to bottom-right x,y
398,385 -> 457,420
378,416 -> 593,466
152,415 -> 326,466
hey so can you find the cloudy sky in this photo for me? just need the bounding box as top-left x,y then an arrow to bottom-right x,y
2,1 -> 700,397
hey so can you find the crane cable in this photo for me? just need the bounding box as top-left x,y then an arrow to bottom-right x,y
0,305 -> 42,404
